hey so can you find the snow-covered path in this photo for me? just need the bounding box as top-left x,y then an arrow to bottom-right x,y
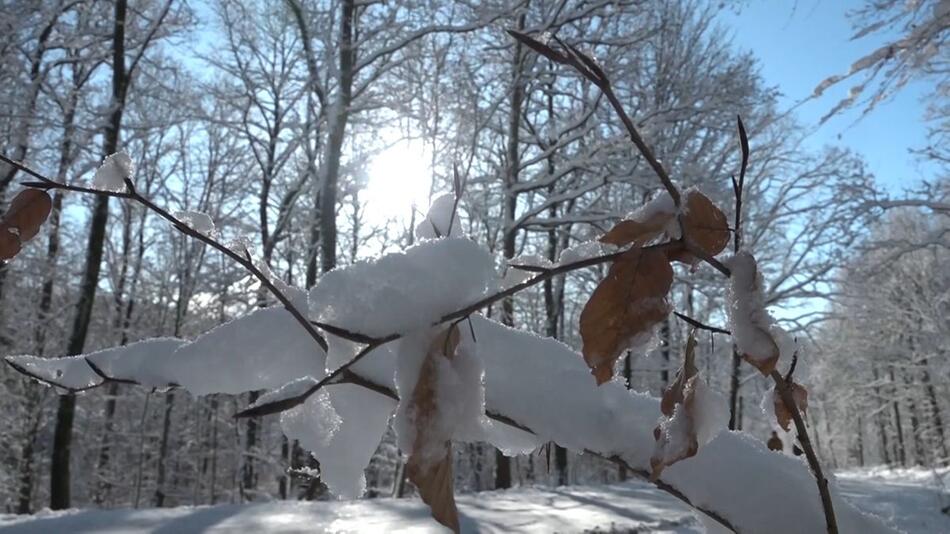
0,482 -> 702,534
1,468 -> 946,533
835,467 -> 950,534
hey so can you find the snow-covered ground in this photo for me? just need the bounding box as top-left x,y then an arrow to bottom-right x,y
0,482 -> 701,534
835,467 -> 950,534
1,468 -> 947,533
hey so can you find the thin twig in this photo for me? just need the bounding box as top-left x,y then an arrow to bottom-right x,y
447,164 -> 464,236
770,370 -> 838,533
599,86 -> 680,207
505,31 -> 738,283
1,153 -> 329,355
784,351 -> 799,384
683,237 -> 731,277
85,358 -> 151,387
728,115 -> 838,532
235,334 -> 399,418
733,115 -> 749,253
507,30 -> 680,207
4,358 -> 101,394
672,312 -> 731,335
601,453 -> 736,532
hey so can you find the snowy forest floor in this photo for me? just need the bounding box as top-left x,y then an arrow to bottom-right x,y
1,467 -> 947,533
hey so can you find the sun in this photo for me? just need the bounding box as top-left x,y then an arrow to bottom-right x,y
363,134 -> 433,226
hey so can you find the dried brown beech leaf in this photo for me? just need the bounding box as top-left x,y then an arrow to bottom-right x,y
0,229 -> 18,261
0,189 -> 53,260
580,247 -> 673,384
405,325 -> 462,533
650,379 -> 700,479
408,443 -> 459,533
600,210 -> 674,247
660,333 -> 698,417
5,189 -> 52,241
650,333 -> 701,479
774,381 -> 809,432
670,190 -> 729,263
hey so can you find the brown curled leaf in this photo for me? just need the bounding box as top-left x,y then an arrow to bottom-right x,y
407,443 -> 459,533
580,247 -> 673,384
600,210 -> 674,247
651,333 -> 703,479
0,189 -> 53,260
650,382 -> 699,480
405,325 -> 462,533
660,332 -> 698,416
0,229 -> 19,260
669,190 -> 730,263
774,381 -> 809,432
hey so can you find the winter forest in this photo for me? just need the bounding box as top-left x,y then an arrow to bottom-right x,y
0,0 -> 947,532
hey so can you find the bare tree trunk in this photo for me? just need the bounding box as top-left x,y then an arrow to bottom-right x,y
18,87 -> 77,512
287,2 -> 330,495
278,438 -> 289,499
889,366 -> 907,467
32,195 -> 64,352
495,8 -> 527,491
619,349 -> 632,481
209,396 -> 219,504
871,366 -> 891,465
154,392 -> 176,506
920,357 -> 949,465
546,225 -> 569,486
286,0 -> 326,287
277,1 -> 357,495
319,0 -> 356,273
905,375 -> 925,466
821,402 -> 839,468
856,415 -> 865,467
208,277 -> 225,503
727,352 -> 742,430
241,394 -> 259,500
538,67 -> 571,488
50,0 -> 129,509
95,201 -> 141,504
393,460 -> 408,498
16,389 -> 45,514
158,240 -> 201,505
133,392 -> 152,508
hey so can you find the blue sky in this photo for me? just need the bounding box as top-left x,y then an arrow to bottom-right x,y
719,1 -> 940,193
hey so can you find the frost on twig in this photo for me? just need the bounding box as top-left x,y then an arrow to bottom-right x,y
175,210 -> 216,237
415,192 -> 464,240
92,151 -> 134,192
725,251 -> 790,375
